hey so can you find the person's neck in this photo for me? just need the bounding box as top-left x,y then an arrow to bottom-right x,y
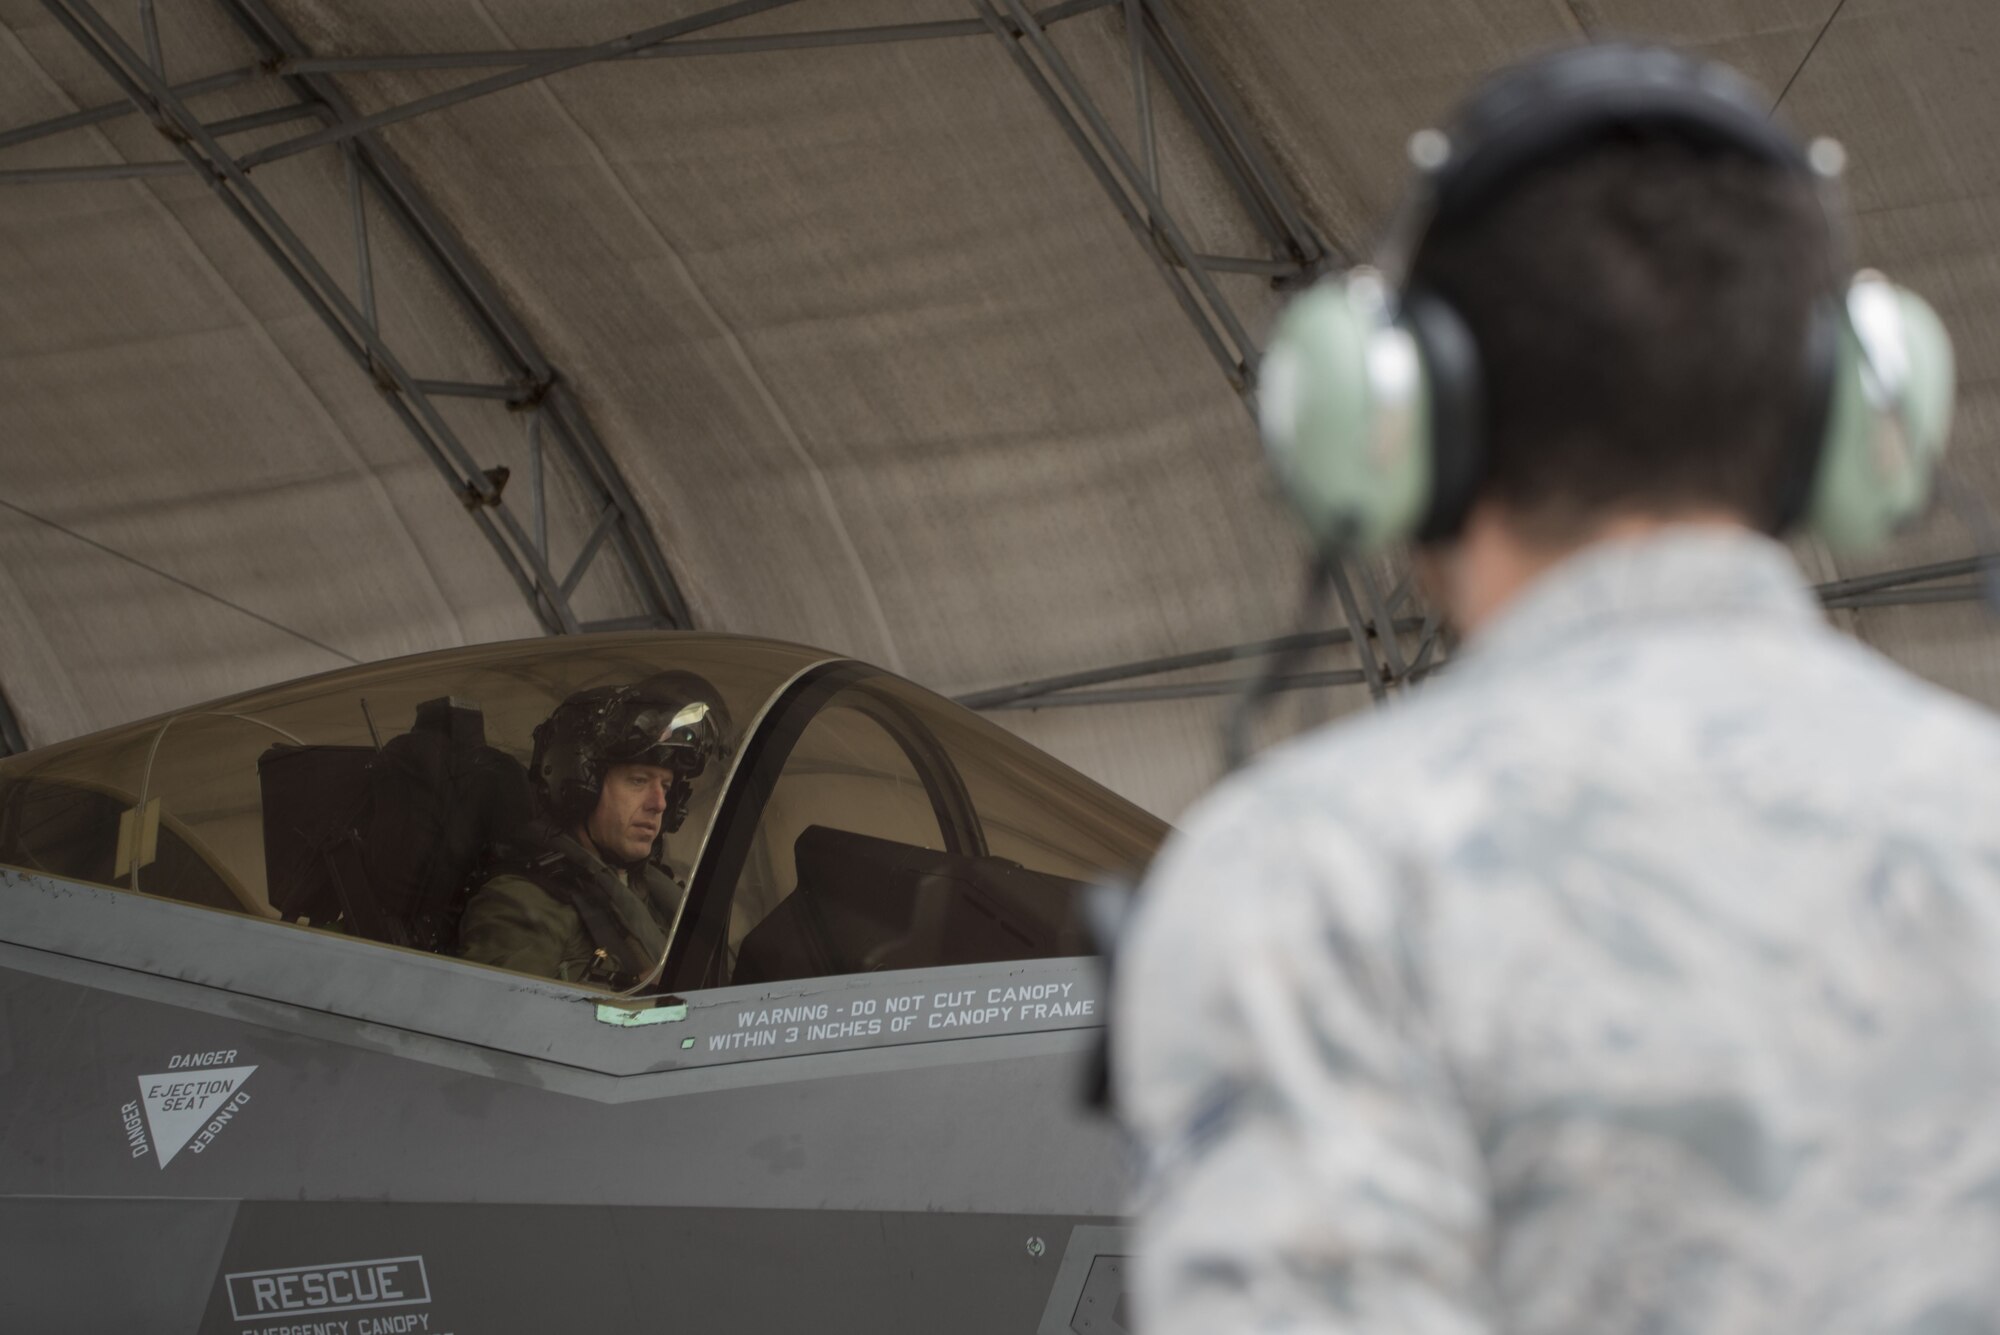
1435,506 -> 1754,639
572,823 -> 640,887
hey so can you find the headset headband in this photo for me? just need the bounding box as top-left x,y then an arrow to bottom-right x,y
1389,43 -> 1815,283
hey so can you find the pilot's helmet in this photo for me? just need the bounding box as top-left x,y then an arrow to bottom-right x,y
530,675 -> 732,834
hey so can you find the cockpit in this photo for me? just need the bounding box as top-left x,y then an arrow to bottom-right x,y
0,634 -> 1166,996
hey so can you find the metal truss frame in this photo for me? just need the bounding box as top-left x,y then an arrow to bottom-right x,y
0,2 -> 1120,159
230,0 -> 1327,407
975,0 -> 1332,393
4,0 -> 1124,167
969,0 -> 1437,704
8,0 -> 1987,719
6,0 -> 1370,665
1815,556 -> 1993,610
955,618 -> 1419,712
0,0 -> 1151,641
957,555 -> 1999,710
14,0 -> 694,636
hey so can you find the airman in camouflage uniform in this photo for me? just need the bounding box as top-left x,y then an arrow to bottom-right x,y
1115,47 -> 2000,1335
1119,532 -> 2000,1333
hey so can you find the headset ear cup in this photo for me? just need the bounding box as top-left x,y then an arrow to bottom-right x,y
1402,291 -> 1485,543
1807,276 -> 1956,551
1258,272 -> 1434,552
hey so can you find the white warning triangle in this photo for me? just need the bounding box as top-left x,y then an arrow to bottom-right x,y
137,1066 -> 257,1168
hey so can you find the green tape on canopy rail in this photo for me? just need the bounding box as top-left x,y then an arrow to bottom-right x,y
594,1003 -> 688,1027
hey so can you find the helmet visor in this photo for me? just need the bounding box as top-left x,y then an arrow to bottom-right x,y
612,699 -> 722,777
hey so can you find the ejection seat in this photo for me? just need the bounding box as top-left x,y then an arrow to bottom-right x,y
257,697 -> 533,952
731,825 -> 1091,985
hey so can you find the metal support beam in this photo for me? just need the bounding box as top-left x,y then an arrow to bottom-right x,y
288,22 -> 992,74
234,0 -> 1118,169
1353,561 -> 1408,681
961,549 -> 2000,712
974,0 -> 1246,389
139,0 -> 164,73
1407,610 -> 1448,683
204,101 -> 319,138
527,409 -> 549,562
0,99 -> 325,183
1184,253 -> 1307,278
413,379 -> 537,402
562,505 -> 621,596
985,0 -> 1263,381
1824,585 -> 1984,609
0,2 -> 1119,153
980,668 -> 1368,709
1324,559 -> 1387,702
0,161 -> 186,183
1814,556 -> 1990,603
224,0 -> 693,632
235,0 -> 813,171
343,142 -> 376,332
956,618 -> 1422,710
582,614 -> 680,633
1140,0 -> 1321,261
1382,572 -> 1414,618
0,684 -> 26,756
1124,0 -> 1158,194
44,0 -> 556,633
0,66 -> 255,150
964,0 -> 1409,722
965,12 -> 1328,395
273,0 -> 1116,75
37,0 -> 691,636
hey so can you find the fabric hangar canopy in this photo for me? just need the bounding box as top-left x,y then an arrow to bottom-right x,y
2,0 -> 1997,817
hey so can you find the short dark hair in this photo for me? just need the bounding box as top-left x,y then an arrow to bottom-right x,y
1409,136 -> 1831,540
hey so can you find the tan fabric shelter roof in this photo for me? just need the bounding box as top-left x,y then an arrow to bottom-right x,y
3,0 -> 1997,817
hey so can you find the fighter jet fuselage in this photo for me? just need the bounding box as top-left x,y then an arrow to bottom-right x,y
0,632 -> 1162,1333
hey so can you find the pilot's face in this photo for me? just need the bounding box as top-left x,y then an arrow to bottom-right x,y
587,763 -> 675,864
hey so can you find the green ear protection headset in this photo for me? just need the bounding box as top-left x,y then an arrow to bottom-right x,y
1256,42 -> 1957,554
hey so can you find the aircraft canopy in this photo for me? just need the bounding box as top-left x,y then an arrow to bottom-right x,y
0,631 -> 1165,992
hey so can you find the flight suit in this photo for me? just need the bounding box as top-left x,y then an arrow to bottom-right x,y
1116,529 -> 2000,1335
457,831 -> 686,987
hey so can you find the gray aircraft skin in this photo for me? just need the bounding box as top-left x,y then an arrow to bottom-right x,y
0,632 -> 1162,1334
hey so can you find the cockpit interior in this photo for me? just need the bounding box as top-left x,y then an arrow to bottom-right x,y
0,634 -> 1166,996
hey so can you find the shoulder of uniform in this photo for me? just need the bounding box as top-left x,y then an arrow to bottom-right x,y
494,847 -> 645,935
457,871 -> 583,952
482,843 -> 574,880
468,869 -> 536,895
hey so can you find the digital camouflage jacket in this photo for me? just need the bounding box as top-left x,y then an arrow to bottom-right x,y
1117,529 -> 2000,1335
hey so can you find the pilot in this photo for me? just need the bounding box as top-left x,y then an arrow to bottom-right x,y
456,679 -> 727,988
